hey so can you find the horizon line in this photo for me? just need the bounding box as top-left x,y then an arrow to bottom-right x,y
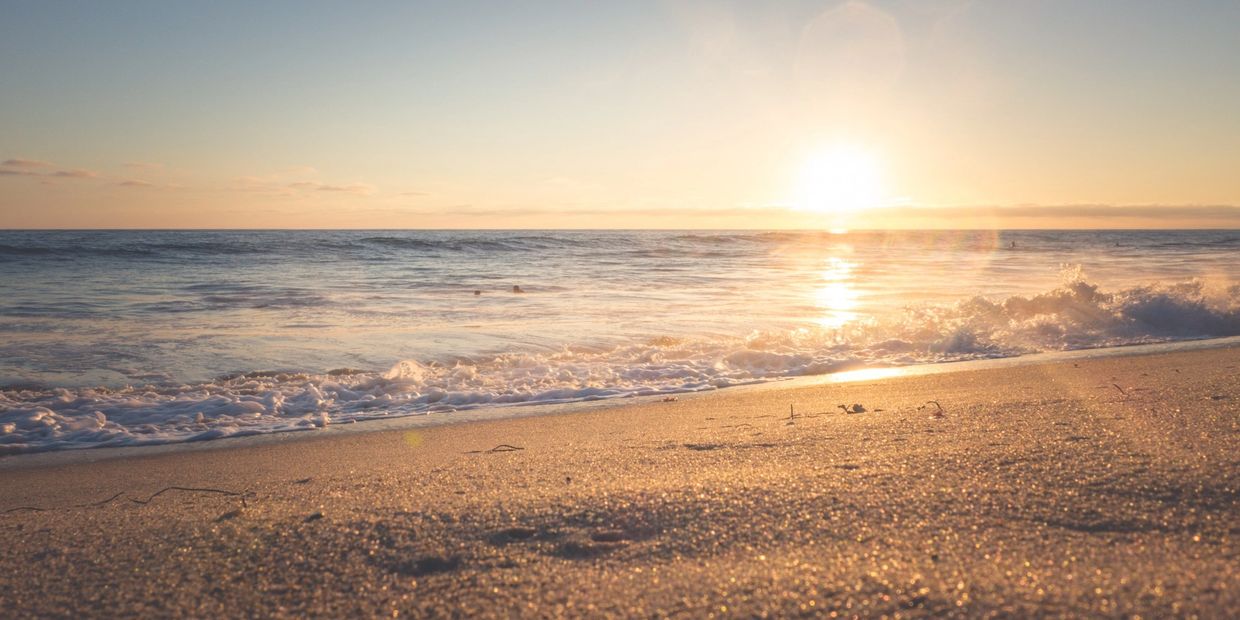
3,226 -> 1239,232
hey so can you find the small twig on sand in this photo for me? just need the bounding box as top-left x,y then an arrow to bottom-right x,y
80,491 -> 128,508
466,444 -> 526,454
2,506 -> 46,514
128,486 -> 253,508
920,400 -> 945,418
1112,383 -> 1128,399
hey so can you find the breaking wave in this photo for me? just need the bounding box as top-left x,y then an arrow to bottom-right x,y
3,275 -> 1238,454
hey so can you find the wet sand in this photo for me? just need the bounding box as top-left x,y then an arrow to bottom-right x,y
1,347 -> 1237,617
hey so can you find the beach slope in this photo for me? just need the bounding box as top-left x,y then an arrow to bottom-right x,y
2,347 -> 1237,617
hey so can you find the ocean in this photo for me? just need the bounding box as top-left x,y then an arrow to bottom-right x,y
2,229 -> 1238,453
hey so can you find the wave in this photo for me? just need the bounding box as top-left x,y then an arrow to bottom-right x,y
0,243 -> 157,258
2,276 -> 1238,455
0,240 -> 275,259
359,234 -> 590,253
0,231 -> 859,262
0,234 -> 595,260
1151,236 -> 1240,248
4,231 -> 1237,263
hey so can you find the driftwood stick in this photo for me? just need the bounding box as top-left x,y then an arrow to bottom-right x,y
128,486 -> 252,508
465,444 -> 526,454
4,485 -> 252,515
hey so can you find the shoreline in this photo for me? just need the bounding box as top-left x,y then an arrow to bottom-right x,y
1,345 -> 1237,616
4,334 -> 1239,471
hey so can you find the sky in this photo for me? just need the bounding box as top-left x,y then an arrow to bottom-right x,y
2,0 -> 1239,229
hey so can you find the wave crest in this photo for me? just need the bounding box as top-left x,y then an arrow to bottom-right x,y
2,276 -> 1238,454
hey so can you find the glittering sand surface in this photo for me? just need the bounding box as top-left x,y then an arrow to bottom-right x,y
2,348 -> 1238,618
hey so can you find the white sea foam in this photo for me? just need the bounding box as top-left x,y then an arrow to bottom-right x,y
3,275 -> 1237,454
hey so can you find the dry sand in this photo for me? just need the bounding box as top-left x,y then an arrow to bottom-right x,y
1,347 -> 1237,618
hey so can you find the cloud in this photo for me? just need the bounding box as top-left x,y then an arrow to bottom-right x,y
320,183 -> 375,195
354,203 -> 1240,230
115,179 -> 183,190
2,158 -> 54,169
883,203 -> 1240,221
0,159 -> 101,181
123,162 -> 164,170
230,172 -> 377,197
287,181 -> 376,195
48,169 -> 99,179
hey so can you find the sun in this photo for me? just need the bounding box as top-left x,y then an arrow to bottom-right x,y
792,145 -> 885,216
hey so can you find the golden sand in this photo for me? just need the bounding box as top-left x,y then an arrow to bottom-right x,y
1,347 -> 1237,617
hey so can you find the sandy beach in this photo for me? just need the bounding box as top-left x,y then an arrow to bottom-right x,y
2,346 -> 1237,618
7,1 -> 1240,616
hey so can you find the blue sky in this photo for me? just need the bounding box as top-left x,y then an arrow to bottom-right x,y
3,0 -> 1240,228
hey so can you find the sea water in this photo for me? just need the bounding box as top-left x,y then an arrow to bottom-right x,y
1,229 -> 1237,453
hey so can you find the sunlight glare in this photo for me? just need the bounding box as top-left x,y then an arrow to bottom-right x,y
793,145 -> 885,216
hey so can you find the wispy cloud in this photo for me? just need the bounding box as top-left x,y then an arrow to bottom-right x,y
353,203 -> 1240,229
117,179 -> 161,188
882,203 -> 1240,221
2,158 -> 54,169
1,158 -> 100,181
230,171 -> 377,197
48,169 -> 99,179
288,181 -> 376,195
115,179 -> 184,190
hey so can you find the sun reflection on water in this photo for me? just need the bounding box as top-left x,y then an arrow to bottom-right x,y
814,256 -> 861,328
